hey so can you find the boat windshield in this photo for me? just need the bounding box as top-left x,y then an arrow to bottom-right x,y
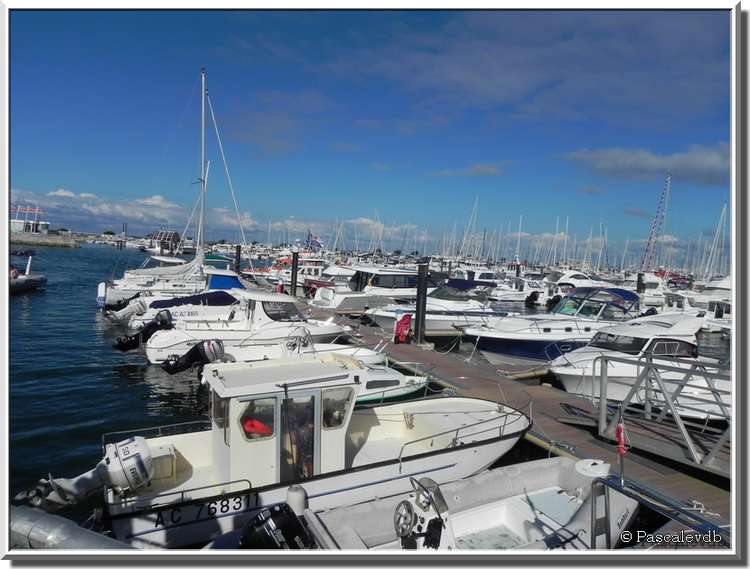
428,287 -> 473,301
262,301 -> 307,322
589,332 -> 648,355
553,297 -> 582,316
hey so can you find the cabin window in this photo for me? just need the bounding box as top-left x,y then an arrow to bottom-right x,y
262,301 -> 306,322
239,398 -> 276,441
590,333 -> 648,355
648,340 -> 696,357
322,387 -> 354,429
211,391 -> 229,445
365,380 -> 400,390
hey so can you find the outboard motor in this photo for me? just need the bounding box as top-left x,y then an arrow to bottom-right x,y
162,339 -> 226,375
13,437 -> 155,512
524,290 -> 540,308
238,503 -> 317,549
113,310 -> 173,352
546,294 -> 562,311
106,298 -> 148,322
105,293 -> 141,312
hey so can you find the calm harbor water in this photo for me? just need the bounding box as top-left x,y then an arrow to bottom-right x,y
9,245 -> 730,498
9,245 -> 206,497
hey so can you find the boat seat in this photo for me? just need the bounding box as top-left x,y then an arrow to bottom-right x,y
350,438 -> 403,468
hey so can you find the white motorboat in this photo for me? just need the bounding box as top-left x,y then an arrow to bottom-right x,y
18,354 -> 530,549
463,287 -> 642,363
489,277 -> 549,305
365,282 -> 514,338
106,268 -> 250,326
145,291 -> 351,363
311,266 -> 437,315
549,313 -> 730,420
209,457 -> 638,551
681,275 -> 731,309
9,256 -> 47,294
97,252 -> 209,309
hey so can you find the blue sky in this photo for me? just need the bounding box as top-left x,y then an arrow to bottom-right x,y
10,10 -> 731,254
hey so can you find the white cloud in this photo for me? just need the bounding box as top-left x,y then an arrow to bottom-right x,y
79,192 -> 97,199
46,189 -> 75,197
565,142 -> 729,187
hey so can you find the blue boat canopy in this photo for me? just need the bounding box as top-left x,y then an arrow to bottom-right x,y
149,290 -> 239,309
570,287 -> 640,304
207,274 -> 246,290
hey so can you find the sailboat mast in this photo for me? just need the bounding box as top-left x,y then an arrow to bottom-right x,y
199,67 -> 206,250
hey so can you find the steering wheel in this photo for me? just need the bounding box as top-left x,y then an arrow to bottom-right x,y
409,477 -> 445,528
393,500 -> 415,537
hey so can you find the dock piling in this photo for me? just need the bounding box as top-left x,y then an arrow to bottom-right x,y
414,263 -> 428,344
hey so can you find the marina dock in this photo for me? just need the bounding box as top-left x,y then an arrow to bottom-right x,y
327,311 -> 731,523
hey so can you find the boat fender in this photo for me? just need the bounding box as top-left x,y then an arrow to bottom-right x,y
286,485 -> 309,516
161,339 -> 225,375
113,310 -> 173,351
525,290 -> 540,308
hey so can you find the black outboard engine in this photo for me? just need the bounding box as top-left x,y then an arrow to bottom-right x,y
546,294 -> 562,311
113,310 -> 173,352
525,290 -> 540,308
106,293 -> 141,312
161,340 -> 226,375
238,503 -> 317,550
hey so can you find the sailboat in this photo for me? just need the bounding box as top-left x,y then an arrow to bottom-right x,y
96,68 -> 244,310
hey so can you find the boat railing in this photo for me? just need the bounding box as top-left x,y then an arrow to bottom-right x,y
589,474 -> 730,549
101,419 -> 211,451
396,408 -> 527,472
593,354 -> 731,477
109,478 -> 253,511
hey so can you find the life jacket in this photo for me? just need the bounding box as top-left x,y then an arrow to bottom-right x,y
242,418 -> 273,437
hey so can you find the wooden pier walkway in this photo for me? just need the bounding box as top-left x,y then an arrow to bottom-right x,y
331,317 -> 731,523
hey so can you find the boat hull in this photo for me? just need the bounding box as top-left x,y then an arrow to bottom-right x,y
469,335 -> 590,363
108,432 -> 526,549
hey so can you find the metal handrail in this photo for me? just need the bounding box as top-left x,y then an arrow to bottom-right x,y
396,409 -> 526,470
594,354 -> 731,473
589,475 -> 730,549
101,419 -> 211,451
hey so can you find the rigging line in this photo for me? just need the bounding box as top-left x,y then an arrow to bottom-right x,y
206,94 -> 247,248
175,189 -> 203,255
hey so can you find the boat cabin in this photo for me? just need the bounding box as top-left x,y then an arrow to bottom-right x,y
587,314 -> 704,357
345,266 -> 420,292
551,287 -> 640,321
205,355 -> 364,486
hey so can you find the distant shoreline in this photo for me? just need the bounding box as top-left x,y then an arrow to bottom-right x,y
9,233 -> 80,248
